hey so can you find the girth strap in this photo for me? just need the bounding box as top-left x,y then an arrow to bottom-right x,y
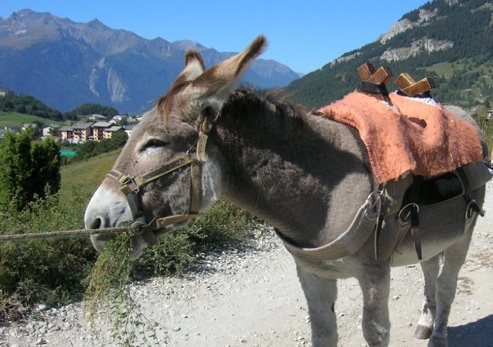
278,191 -> 383,261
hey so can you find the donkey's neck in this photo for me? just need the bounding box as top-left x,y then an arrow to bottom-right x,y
212,90 -> 376,248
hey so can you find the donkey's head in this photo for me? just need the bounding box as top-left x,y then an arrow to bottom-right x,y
84,36 -> 267,259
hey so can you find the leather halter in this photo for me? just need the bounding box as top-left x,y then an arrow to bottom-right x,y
107,118 -> 213,232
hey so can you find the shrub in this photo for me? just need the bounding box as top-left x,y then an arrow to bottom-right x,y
0,188 -> 259,323
0,130 -> 61,211
135,199 -> 260,276
0,186 -> 96,323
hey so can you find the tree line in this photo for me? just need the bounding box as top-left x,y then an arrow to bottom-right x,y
286,0 -> 493,109
0,94 -> 119,121
63,132 -> 128,163
0,94 -> 63,121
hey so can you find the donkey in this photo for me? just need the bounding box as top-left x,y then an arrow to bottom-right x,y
84,36 -> 490,346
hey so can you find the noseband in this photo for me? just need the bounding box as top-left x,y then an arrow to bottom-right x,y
107,118 -> 213,232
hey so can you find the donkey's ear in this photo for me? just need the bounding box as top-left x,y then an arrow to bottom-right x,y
189,35 -> 267,108
170,50 -> 206,88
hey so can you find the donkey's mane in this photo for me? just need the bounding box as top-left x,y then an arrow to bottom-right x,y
222,88 -> 309,124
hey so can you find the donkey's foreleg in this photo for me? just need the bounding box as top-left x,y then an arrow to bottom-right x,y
296,265 -> 338,346
357,262 -> 391,347
428,230 -> 473,347
415,255 -> 440,339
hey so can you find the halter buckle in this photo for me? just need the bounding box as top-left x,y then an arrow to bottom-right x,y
107,169 -> 140,195
119,175 -> 140,195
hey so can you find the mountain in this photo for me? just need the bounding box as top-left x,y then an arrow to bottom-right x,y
0,10 -> 300,113
286,0 -> 493,110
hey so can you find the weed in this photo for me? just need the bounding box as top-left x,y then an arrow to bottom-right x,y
85,233 -> 164,346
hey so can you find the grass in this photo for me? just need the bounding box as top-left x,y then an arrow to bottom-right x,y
85,233 -> 162,346
0,111 -> 65,127
60,149 -> 119,202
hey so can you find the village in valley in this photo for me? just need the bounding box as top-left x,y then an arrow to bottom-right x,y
57,113 -> 138,144
0,88 -> 141,160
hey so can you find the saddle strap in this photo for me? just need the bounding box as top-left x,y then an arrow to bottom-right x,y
277,191 -> 382,261
395,202 -> 422,260
408,176 -> 423,260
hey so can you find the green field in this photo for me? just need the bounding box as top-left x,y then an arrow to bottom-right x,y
0,111 -> 65,127
61,149 -> 118,186
60,149 -> 119,201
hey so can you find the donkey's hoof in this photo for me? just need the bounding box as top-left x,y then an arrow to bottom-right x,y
414,325 -> 432,339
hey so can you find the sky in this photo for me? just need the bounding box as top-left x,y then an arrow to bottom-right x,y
1,1 -> 429,74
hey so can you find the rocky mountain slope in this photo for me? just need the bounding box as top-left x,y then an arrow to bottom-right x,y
0,10 -> 300,112
286,0 -> 493,109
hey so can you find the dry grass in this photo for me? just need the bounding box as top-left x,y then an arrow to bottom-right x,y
85,232 -> 163,346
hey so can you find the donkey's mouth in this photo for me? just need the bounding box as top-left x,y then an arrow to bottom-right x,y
90,227 -> 155,261
128,226 -> 172,260
88,212 -> 183,260
140,228 -> 162,247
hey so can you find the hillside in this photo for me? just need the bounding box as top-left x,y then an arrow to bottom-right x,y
0,10 -> 300,113
0,111 -> 60,127
60,150 -> 118,197
286,0 -> 493,110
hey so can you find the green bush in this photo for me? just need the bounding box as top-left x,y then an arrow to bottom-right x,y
66,132 -> 128,164
0,130 -> 61,211
0,187 -> 96,323
135,200 -> 260,276
0,189 -> 259,323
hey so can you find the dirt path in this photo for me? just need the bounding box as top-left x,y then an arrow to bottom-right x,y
2,185 -> 493,347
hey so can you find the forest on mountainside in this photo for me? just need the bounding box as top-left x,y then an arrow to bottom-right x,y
286,0 -> 493,109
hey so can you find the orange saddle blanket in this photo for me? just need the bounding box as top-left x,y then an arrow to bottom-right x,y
316,92 -> 483,184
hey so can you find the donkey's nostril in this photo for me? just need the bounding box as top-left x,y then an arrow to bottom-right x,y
89,217 -> 103,229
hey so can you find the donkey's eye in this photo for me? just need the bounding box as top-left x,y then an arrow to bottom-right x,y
141,139 -> 169,152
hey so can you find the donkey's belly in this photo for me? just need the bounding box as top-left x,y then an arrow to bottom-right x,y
390,197 -> 470,267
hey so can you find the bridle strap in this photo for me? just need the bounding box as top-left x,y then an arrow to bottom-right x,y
108,155 -> 197,195
107,117 -> 212,231
190,162 -> 201,214
148,213 -> 199,230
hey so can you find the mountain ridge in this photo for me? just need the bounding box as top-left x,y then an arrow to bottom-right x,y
286,0 -> 493,110
0,9 -> 300,113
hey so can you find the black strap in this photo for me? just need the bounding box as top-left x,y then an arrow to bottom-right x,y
396,89 -> 433,99
409,176 -> 423,260
358,81 -> 389,96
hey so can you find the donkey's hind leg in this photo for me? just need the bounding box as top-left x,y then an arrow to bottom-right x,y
296,265 -> 338,346
428,228 -> 474,347
415,254 -> 441,339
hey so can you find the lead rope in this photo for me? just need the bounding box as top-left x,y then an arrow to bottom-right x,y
0,225 -> 143,242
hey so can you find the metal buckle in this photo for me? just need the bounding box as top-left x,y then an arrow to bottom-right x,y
465,199 -> 485,219
119,175 -> 140,195
398,203 -> 419,222
368,189 -> 384,211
